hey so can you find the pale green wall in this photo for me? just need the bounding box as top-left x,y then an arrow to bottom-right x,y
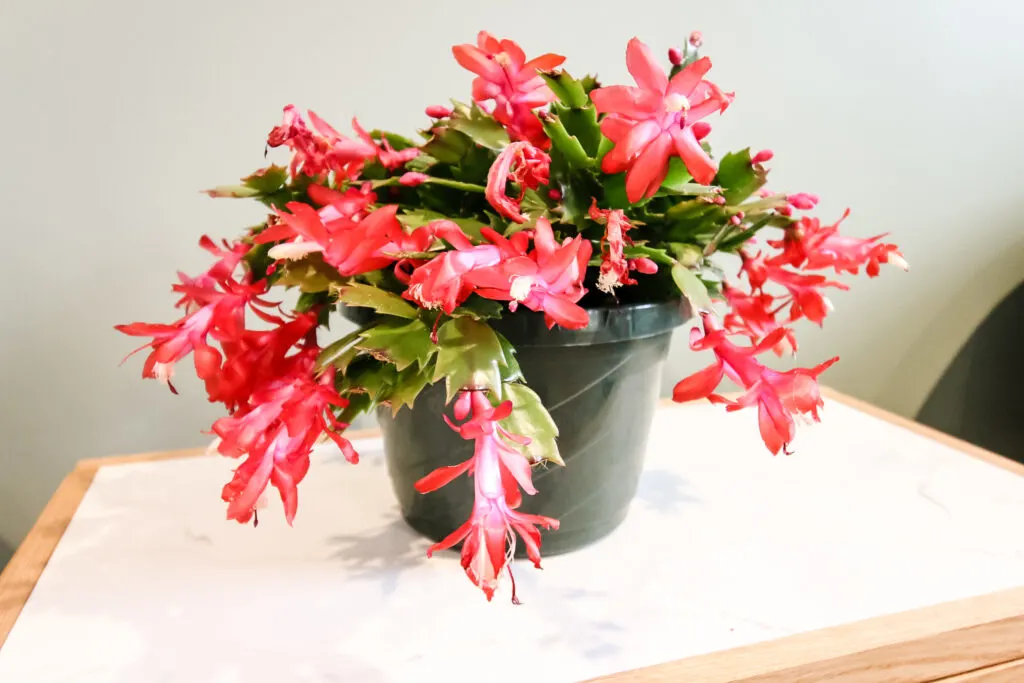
2,0 -> 1022,550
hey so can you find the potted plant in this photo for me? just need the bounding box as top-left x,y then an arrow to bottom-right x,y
117,30 -> 906,603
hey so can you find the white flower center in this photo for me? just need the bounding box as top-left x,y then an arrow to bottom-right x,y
664,93 -> 690,113
509,275 -> 535,302
494,52 -> 512,68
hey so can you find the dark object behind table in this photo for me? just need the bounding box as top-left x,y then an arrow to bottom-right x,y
917,283 -> 1024,463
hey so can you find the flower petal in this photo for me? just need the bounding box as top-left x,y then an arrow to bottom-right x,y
625,37 -> 668,94
671,126 -> 718,185
667,56 -> 712,97
626,132 -> 672,202
452,44 -> 503,81
522,53 -> 566,76
538,295 -> 589,329
672,361 -> 725,402
590,85 -> 660,117
427,518 -> 473,557
600,119 -> 660,174
600,116 -> 634,143
415,459 -> 473,493
757,393 -> 794,455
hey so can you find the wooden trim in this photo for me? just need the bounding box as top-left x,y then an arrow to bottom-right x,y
936,658 -> 1024,681
585,588 -> 1024,682
2,391 -> 1022,682
0,465 -> 96,650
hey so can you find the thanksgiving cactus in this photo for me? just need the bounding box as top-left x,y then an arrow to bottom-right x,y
118,30 -> 906,602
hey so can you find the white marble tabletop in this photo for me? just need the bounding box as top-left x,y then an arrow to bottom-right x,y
1,400 -> 1023,683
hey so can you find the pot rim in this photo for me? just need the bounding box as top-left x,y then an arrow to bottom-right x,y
340,298 -> 690,348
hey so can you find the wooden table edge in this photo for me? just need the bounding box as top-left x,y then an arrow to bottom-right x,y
2,390 -> 1022,682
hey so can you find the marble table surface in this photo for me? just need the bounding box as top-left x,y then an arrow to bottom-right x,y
1,400 -> 1023,683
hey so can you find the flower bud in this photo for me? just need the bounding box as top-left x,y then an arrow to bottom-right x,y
751,149 -> 774,164
691,121 -> 712,141
668,47 -> 684,65
425,105 -> 452,118
399,172 -> 430,187
548,188 -> 562,200
689,31 -> 703,48
786,193 -> 819,210
629,257 -> 659,274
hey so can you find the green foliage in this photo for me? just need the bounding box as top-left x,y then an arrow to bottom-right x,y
499,384 -> 562,465
451,144 -> 495,185
295,291 -> 329,313
275,253 -> 346,293
387,365 -> 433,416
334,283 -> 418,319
356,318 -> 437,372
671,262 -> 714,313
664,198 -> 729,241
397,209 -> 488,243
542,114 -> 595,170
368,130 -> 417,150
242,165 -> 289,194
601,173 -> 631,210
496,332 -> 522,383
337,391 -> 372,426
341,356 -> 400,402
539,71 -> 589,108
421,128 -> 473,164
448,101 -> 510,150
243,239 -> 275,281
433,317 -> 506,401
316,326 -> 368,374
715,148 -> 767,204
453,296 -> 506,320
624,243 -> 676,266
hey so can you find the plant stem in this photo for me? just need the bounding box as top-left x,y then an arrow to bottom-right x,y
372,176 -> 486,193
726,194 -> 786,215
703,223 -> 734,257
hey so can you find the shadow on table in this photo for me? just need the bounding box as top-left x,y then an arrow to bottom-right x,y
325,517 -> 426,596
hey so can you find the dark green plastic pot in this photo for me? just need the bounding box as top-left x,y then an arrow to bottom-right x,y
346,299 -> 689,556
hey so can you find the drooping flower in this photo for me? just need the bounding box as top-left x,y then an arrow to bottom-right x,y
464,218 -> 592,329
485,141 -> 551,223
721,283 -> 796,356
402,245 -> 503,313
672,314 -> 837,454
117,273 -> 281,392
416,391 -> 557,602
591,38 -> 733,201
258,201 -> 426,277
216,359 -> 357,525
588,202 -> 657,293
739,249 -> 848,326
351,119 -> 420,170
768,211 -> 909,277
206,313 -> 319,413
266,106 -> 377,179
453,32 -> 565,147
